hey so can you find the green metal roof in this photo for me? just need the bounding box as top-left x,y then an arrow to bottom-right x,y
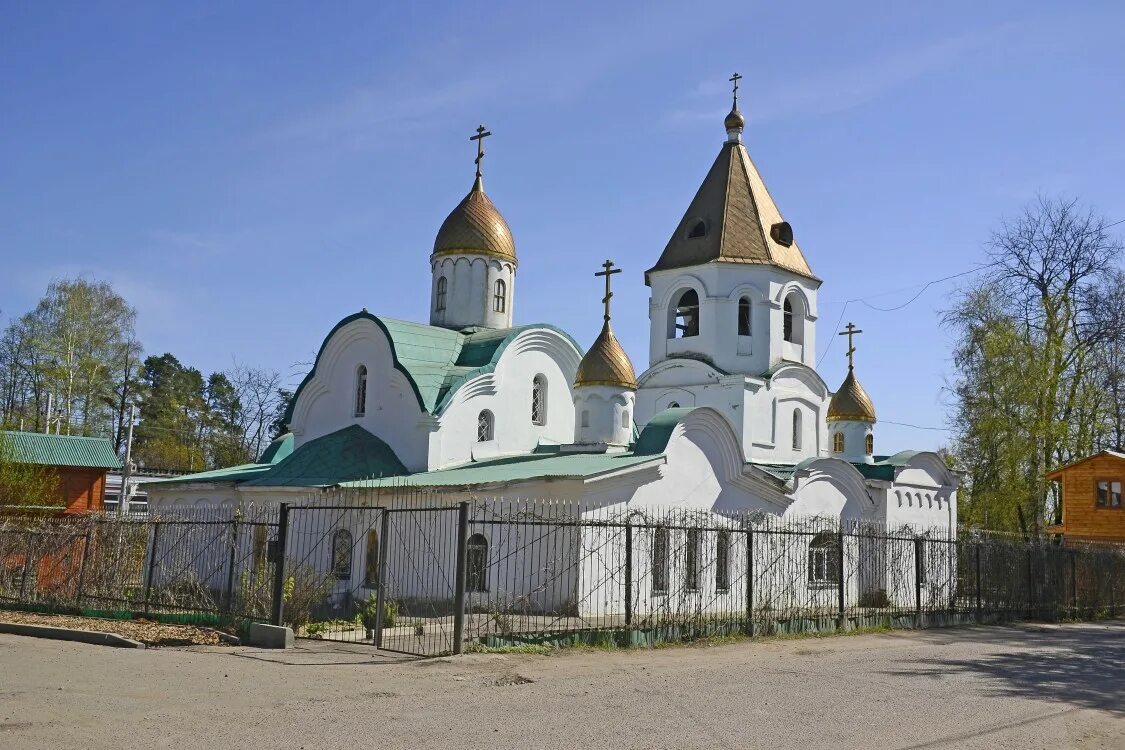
244,425 -> 408,487
0,431 -> 120,469
750,463 -> 798,483
140,462 -> 276,487
258,432 -> 294,463
339,450 -> 662,489
281,312 -> 581,425
633,408 -> 694,456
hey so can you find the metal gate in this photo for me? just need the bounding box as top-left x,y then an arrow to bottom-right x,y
271,502 -> 468,656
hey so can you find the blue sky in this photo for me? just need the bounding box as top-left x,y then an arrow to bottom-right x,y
3,1 -> 1124,452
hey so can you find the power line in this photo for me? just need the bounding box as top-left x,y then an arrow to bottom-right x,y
881,419 -> 951,432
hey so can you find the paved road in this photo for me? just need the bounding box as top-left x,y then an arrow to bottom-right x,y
1,622 -> 1122,749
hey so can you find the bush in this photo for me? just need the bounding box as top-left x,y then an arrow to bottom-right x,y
357,596 -> 397,630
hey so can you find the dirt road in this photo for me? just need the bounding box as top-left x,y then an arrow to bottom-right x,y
1,622 -> 1121,749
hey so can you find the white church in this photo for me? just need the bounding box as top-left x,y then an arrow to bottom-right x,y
146,82 -> 957,619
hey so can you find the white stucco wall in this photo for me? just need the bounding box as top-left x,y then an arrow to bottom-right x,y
430,254 -> 516,330
573,386 -> 635,446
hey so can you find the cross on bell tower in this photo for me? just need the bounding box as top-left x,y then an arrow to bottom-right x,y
595,259 -> 622,323
729,72 -> 742,108
838,322 -> 863,371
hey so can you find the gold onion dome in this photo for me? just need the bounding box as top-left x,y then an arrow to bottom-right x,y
432,177 -> 517,265
724,106 -> 745,132
575,321 -> 637,389
827,369 -> 877,423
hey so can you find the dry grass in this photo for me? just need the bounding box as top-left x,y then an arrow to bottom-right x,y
0,610 -> 230,647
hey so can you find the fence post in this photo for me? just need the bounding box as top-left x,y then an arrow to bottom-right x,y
913,536 -> 923,628
18,533 -> 35,603
143,521 -> 162,616
74,521 -> 95,607
374,508 -> 391,648
745,526 -> 754,636
974,542 -> 982,622
624,520 -> 633,628
1069,550 -> 1078,619
270,504 -> 290,627
836,528 -> 846,632
1026,547 -> 1034,619
452,501 -> 469,655
222,514 -> 240,615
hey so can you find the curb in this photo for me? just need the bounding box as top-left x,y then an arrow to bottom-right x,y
0,621 -> 146,649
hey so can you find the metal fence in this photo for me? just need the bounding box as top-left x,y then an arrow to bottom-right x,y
1,497 -> 1123,655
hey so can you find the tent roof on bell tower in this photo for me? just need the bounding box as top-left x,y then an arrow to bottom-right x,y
646,83 -> 817,284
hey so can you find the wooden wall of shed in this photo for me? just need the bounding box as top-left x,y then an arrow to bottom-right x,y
1056,454 -> 1125,542
58,467 -> 106,514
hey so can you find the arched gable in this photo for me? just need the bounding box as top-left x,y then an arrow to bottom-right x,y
656,273 -> 708,311
786,458 -> 875,521
765,362 -> 830,399
637,356 -> 727,389
771,280 -> 818,319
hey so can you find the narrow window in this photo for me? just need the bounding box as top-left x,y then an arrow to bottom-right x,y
354,365 -> 368,417
467,533 -> 488,592
364,529 -> 379,587
808,531 -> 840,584
715,530 -> 730,592
916,537 -> 928,585
331,528 -> 353,580
791,409 -> 802,451
783,297 -> 794,342
581,410 -> 589,428
685,527 -> 701,591
673,289 -> 700,338
1096,480 -> 1122,508
833,432 -> 845,453
531,375 -> 547,425
738,297 -> 751,336
493,279 -> 507,313
621,410 -> 630,429
435,276 -> 447,312
652,527 -> 670,594
477,410 -> 494,442
865,433 -> 874,455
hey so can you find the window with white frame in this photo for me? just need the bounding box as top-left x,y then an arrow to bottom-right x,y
354,365 -> 368,417
493,279 -> 506,313
531,375 -> 547,425
738,297 -> 751,336
477,410 -> 494,442
808,531 -> 840,585
435,276 -> 447,311
865,433 -> 874,455
832,431 -> 845,453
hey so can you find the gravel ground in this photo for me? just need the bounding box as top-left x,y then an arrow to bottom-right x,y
0,621 -> 1121,749
0,611 -> 227,646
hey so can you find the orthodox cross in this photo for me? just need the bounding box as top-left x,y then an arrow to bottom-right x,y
470,124 -> 491,179
729,72 -> 742,107
838,322 -> 863,370
595,259 -> 622,323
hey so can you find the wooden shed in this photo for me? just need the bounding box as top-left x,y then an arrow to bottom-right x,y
1046,450 -> 1125,543
0,430 -> 121,514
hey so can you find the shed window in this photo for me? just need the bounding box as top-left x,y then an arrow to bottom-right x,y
477,410 -> 494,442
467,533 -> 488,592
435,276 -> 447,312
808,531 -> 840,585
738,297 -> 751,336
673,289 -> 699,338
1096,480 -> 1122,508
652,527 -> 670,594
331,529 -> 353,580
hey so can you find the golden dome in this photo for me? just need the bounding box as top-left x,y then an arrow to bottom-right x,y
575,321 -> 637,389
432,177 -> 517,265
724,106 -> 745,132
827,369 -> 877,423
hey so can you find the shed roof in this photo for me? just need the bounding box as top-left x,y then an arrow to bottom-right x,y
0,431 -> 120,469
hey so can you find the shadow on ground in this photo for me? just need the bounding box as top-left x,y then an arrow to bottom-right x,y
884,622 -> 1124,715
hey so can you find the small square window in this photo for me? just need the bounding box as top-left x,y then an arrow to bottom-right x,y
1097,480 -> 1122,508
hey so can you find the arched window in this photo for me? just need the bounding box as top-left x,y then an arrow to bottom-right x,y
738,297 -> 752,336
865,433 -> 874,455
354,365 -> 368,417
331,529 -> 353,580
493,279 -> 506,313
673,289 -> 699,338
791,409 -> 802,451
435,276 -> 447,312
477,410 -> 494,442
364,529 -> 379,587
652,527 -> 670,593
531,375 -> 547,425
668,401 -> 680,409
621,409 -> 630,429
783,297 -> 795,342
467,533 -> 488,592
715,530 -> 731,591
832,431 -> 845,453
808,531 -> 840,584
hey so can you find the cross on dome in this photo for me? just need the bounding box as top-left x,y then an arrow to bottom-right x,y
470,124 -> 491,181
595,259 -> 622,323
839,322 -> 863,371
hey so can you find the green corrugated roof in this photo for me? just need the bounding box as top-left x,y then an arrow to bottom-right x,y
750,463 -> 798,483
339,450 -> 662,489
281,312 -> 581,425
244,425 -> 408,487
0,431 -> 120,469
258,432 -> 294,464
633,408 -> 694,456
140,462 -> 275,487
